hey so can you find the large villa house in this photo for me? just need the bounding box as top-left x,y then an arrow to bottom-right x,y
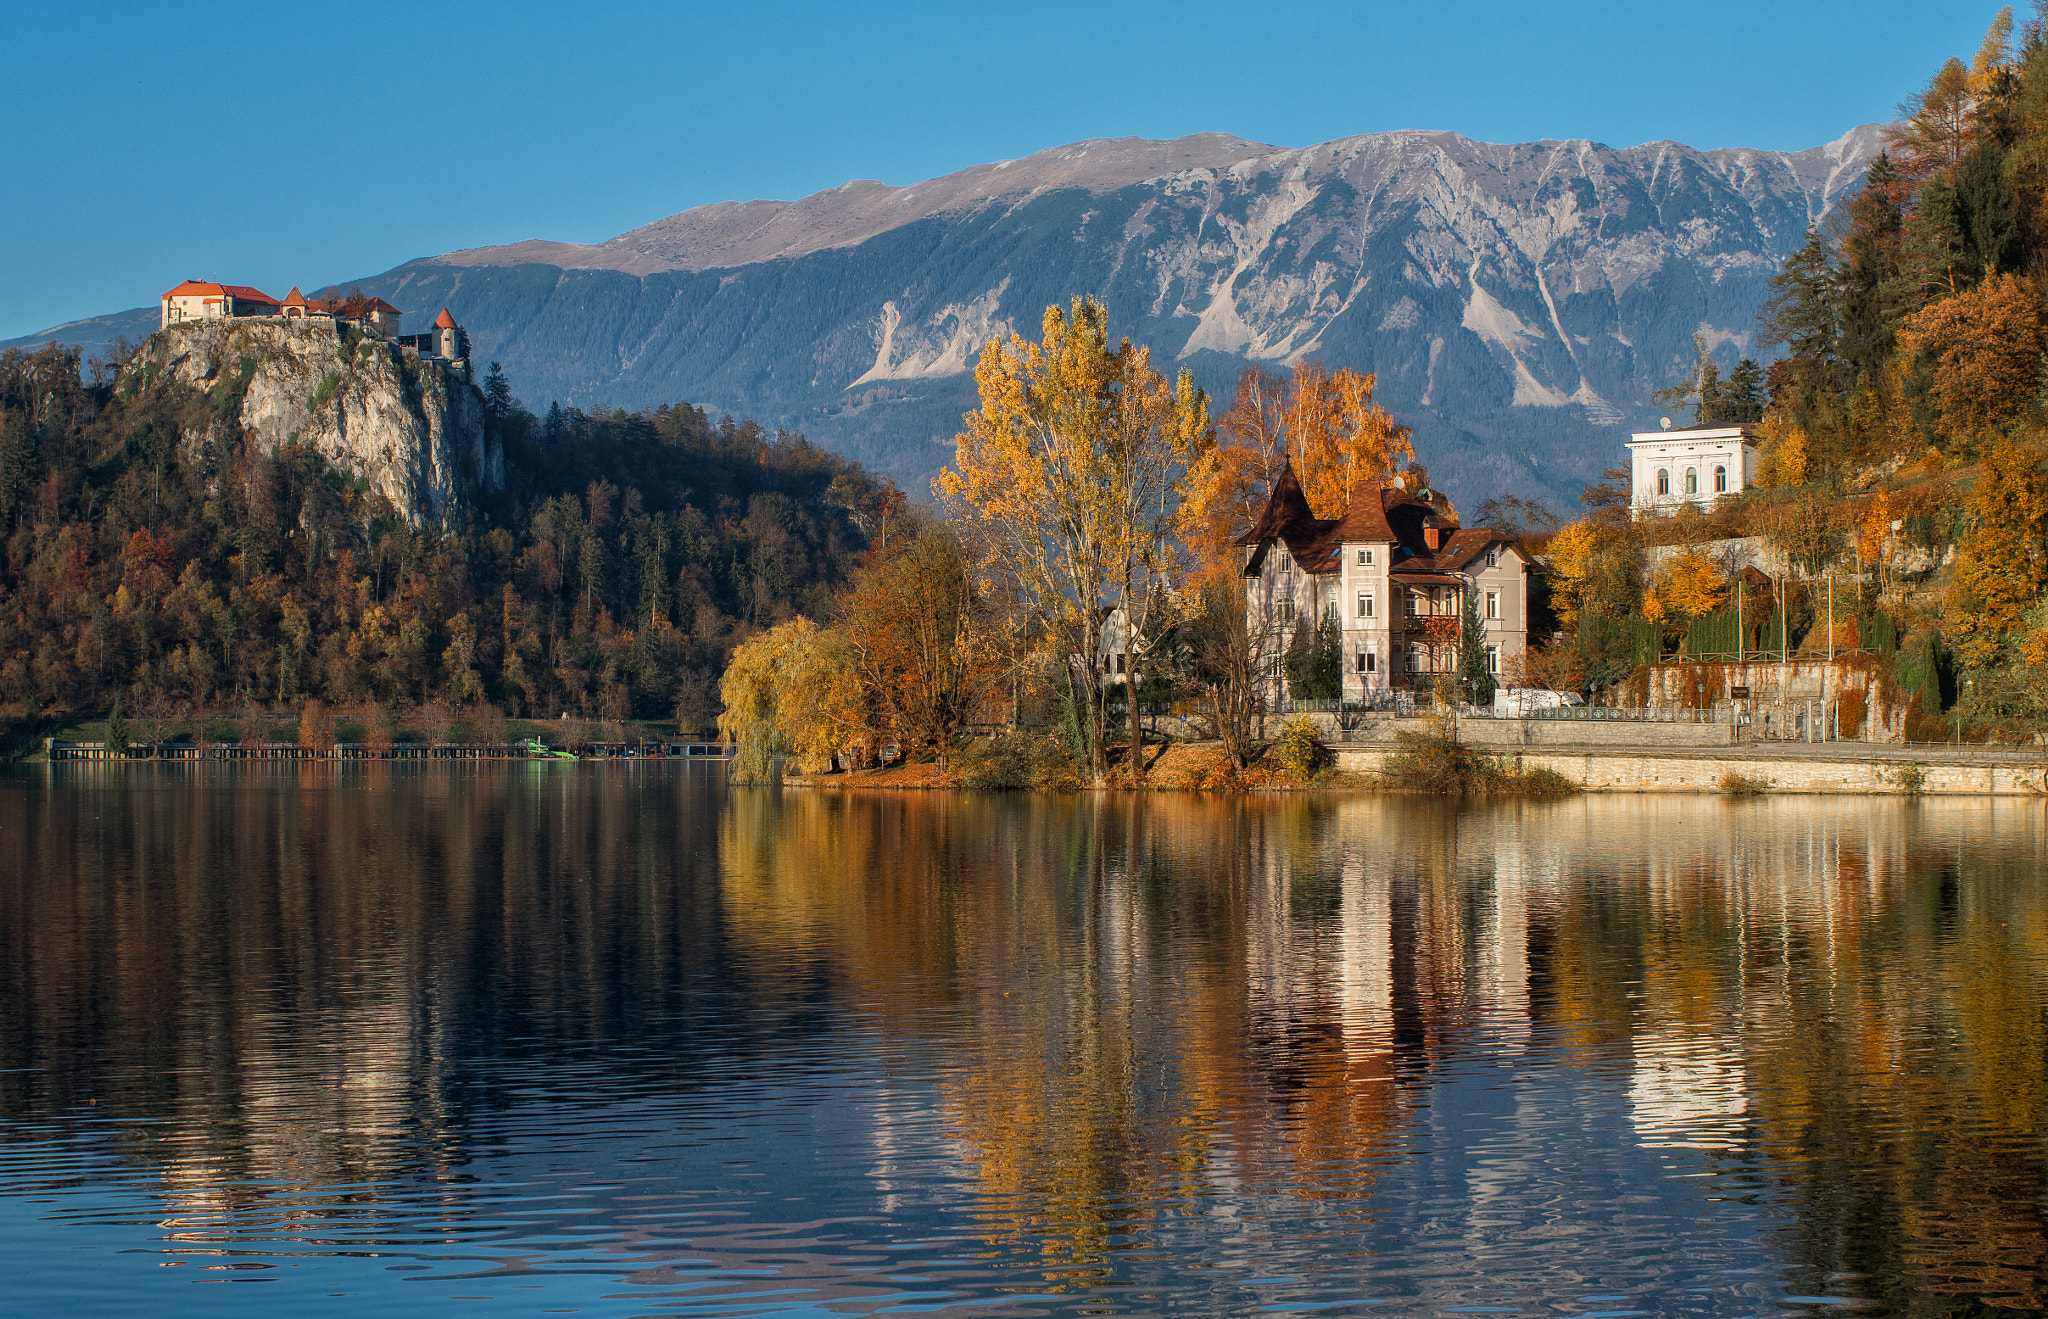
1238,464 -> 1531,700
1624,424 -> 1759,517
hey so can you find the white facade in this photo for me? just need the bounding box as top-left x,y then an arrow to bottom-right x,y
1626,426 -> 1758,518
1245,529 -> 1530,702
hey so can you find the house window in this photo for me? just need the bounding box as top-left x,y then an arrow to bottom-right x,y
1485,591 -> 1499,621
1657,469 -> 1670,496
1279,598 -> 1294,622
1358,592 -> 1374,620
1409,591 -> 1424,616
1684,467 -> 1698,495
1357,649 -> 1376,674
1486,546 -> 1499,568
1714,464 -> 1728,493
1486,645 -> 1500,675
1279,550 -> 1291,572
1407,644 -> 1424,672
1363,547 -> 1376,566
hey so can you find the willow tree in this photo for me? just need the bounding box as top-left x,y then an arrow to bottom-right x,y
717,617 -> 863,782
939,296 -> 1210,782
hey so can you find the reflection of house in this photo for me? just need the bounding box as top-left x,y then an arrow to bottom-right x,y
1627,425 -> 1759,518
1238,463 -> 1531,698
159,280 -> 283,326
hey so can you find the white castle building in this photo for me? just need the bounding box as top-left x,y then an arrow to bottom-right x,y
1624,424 -> 1759,518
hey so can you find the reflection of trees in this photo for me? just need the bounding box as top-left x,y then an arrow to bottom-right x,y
0,762 -> 738,1231
7,771 -> 2048,1311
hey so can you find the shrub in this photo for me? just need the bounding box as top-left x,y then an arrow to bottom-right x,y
1272,716 -> 1330,779
1718,771 -> 1771,795
1382,726 -> 1579,797
1883,761 -> 1927,795
955,732 -> 1037,790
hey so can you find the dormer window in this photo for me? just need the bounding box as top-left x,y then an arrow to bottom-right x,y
1486,546 -> 1500,568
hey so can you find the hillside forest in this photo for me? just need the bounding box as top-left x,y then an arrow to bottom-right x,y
0,343 -> 896,749
1533,5 -> 2048,739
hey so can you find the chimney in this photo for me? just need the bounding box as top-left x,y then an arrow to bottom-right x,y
1424,526 -> 1441,552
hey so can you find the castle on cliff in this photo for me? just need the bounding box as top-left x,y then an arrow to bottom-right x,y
158,280 -> 467,367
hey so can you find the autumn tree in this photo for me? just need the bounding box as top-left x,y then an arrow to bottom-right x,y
838,522 -> 1007,766
1285,362 -> 1414,518
1183,574 -> 1264,768
1894,272 -> 2042,447
717,617 -> 865,782
1655,547 -> 1728,621
1181,365 -> 1289,572
1947,439 -> 2048,668
939,296 -> 1209,782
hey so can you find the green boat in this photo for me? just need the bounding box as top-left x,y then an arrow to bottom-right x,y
523,736 -> 579,760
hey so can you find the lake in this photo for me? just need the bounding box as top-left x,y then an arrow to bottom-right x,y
2,765 -> 2045,1317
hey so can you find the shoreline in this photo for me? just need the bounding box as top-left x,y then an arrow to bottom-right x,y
785,741 -> 2048,797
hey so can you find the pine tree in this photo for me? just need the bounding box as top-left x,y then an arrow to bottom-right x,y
1456,586 -> 1496,707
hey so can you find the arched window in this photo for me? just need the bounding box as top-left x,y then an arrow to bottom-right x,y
1684,468 -> 1698,495
1714,464 -> 1727,493
1657,469 -> 1670,496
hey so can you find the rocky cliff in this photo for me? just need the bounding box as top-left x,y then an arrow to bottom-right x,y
123,319 -> 499,528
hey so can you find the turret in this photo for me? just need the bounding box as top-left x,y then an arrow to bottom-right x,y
433,308 -> 461,362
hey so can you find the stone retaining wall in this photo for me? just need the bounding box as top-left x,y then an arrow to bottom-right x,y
1333,747 -> 2048,795
1264,713 -> 1736,748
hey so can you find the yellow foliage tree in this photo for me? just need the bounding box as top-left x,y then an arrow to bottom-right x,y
1286,362 -> 1415,518
1544,520 -> 1604,631
1756,413 -> 1810,488
1895,274 -> 2043,446
1858,489 -> 1894,583
1946,440 -> 2048,668
717,617 -> 864,782
1656,547 -> 1727,620
939,296 -> 1210,781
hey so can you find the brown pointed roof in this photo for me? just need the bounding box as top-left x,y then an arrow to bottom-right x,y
433,308 -> 457,329
282,286 -> 308,306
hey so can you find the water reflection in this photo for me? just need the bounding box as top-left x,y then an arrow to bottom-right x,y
2,767 -> 2045,1316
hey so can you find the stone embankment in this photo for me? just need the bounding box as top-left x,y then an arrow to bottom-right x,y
1335,744 -> 2048,795
122,318 -> 500,528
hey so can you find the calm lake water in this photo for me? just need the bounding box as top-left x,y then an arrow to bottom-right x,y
2,767 -> 2046,1318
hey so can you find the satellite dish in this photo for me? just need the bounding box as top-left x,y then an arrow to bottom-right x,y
1660,416 -> 1673,430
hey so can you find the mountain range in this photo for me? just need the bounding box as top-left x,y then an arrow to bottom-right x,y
7,123 -> 1890,509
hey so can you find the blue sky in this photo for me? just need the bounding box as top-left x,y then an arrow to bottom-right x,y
0,0 -> 2007,339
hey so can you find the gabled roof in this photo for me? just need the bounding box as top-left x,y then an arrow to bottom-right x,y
1235,466 -> 1523,581
161,279 -> 281,304
282,286 -> 308,305
432,308 -> 457,329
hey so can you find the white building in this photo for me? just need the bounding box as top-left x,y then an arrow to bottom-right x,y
1626,425 -> 1759,518
1238,464 -> 1531,701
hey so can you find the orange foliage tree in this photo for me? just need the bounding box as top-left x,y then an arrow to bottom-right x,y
838,523 -> 1010,765
1181,361 -> 1414,571
1895,273 -> 2043,445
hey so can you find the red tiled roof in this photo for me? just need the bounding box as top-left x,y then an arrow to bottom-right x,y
282,286 -> 308,305
161,279 -> 280,304
432,308 -> 457,329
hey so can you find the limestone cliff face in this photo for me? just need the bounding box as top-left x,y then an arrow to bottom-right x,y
124,319 -> 501,528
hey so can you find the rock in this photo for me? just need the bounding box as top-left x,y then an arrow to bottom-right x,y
123,319 -> 500,528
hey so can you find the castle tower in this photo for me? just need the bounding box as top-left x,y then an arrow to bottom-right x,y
433,308 -> 461,361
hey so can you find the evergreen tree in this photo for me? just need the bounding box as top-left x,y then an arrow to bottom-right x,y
1837,154 -> 1909,388
483,363 -> 516,419
1283,610 -> 1342,700
1760,229 -> 1842,428
1456,587 -> 1496,707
